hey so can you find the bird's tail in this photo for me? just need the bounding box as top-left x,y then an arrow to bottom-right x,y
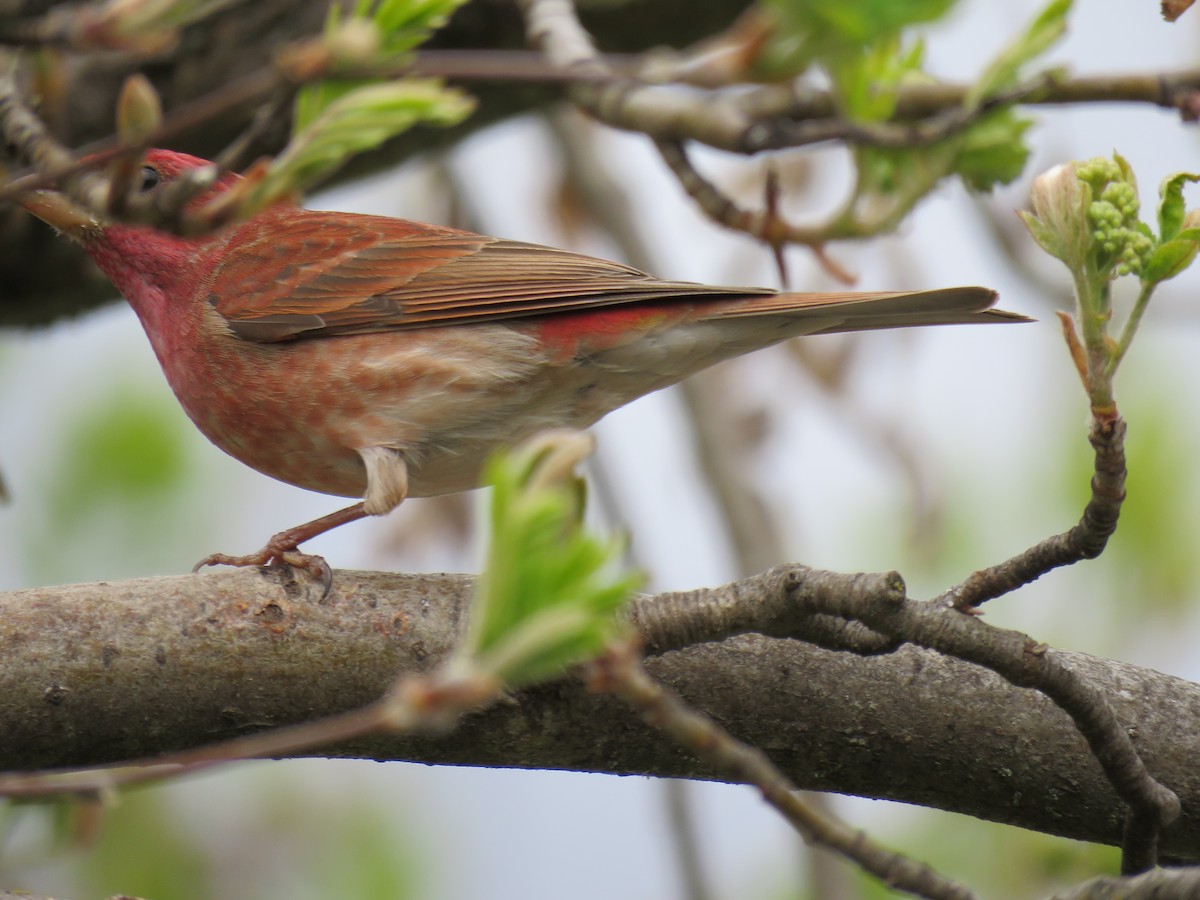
704,286 -> 1029,334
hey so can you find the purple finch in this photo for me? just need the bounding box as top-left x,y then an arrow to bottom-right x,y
21,149 -> 1023,588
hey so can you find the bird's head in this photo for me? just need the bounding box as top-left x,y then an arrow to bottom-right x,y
17,148 -> 241,242
18,150 -> 248,300
17,149 -> 251,329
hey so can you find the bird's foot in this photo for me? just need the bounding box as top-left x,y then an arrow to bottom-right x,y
190,503 -> 369,599
193,541 -> 333,597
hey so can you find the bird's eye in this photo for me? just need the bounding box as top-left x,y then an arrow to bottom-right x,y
138,165 -> 162,193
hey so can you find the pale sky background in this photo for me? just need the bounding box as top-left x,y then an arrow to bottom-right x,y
3,0 -> 1200,897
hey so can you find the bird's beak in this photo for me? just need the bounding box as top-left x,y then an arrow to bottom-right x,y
18,190 -> 101,239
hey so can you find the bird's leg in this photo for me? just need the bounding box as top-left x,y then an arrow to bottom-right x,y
193,448 -> 409,595
193,502 -> 369,595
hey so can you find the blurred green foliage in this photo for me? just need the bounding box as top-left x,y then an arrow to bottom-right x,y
754,0 -> 1072,242
25,378 -> 199,583
851,812 -> 1119,899
760,0 -> 958,72
81,790 -> 212,900
52,384 -> 187,511
3,768 -> 425,900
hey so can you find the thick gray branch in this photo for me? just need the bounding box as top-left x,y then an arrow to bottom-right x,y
2,567 -> 1198,860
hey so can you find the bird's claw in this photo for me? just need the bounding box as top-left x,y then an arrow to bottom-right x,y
193,546 -> 334,598
189,504 -> 364,598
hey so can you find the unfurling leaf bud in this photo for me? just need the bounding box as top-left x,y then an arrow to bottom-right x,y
454,430 -> 642,688
116,74 -> 162,145
1024,154 -> 1169,281
1019,162 -> 1090,270
325,17 -> 380,66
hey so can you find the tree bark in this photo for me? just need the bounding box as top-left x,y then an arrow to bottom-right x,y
2,566 -> 1198,861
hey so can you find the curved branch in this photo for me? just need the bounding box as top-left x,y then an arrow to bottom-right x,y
942,415 -> 1127,610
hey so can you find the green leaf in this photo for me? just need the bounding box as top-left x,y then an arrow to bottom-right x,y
299,0 -> 472,127
832,34 -> 926,121
1157,171 -> 1200,241
1114,150 -> 1135,186
767,0 -> 958,50
326,0 -> 469,55
265,0 -> 476,208
1143,238 -> 1199,284
369,0 -> 466,52
954,109 -> 1033,191
295,79 -> 369,132
967,0 -> 1072,108
758,0 -> 954,77
1018,209 -> 1056,256
844,107 -> 1027,223
249,79 -> 474,211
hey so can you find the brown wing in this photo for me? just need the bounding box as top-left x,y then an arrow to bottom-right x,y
204,208 -> 767,342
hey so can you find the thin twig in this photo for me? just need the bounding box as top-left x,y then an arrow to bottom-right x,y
0,0 -> 244,51
731,70 -> 1200,129
519,0 -> 1200,155
5,45 -> 1200,214
939,415 -> 1126,611
0,670 -> 497,800
0,702 -> 389,798
0,57 -> 226,230
519,0 -> 961,251
590,639 -> 976,900
656,136 -> 835,248
0,50 -> 609,209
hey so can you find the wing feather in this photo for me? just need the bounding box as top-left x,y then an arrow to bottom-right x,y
205,209 -> 760,342
203,207 -> 1020,344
